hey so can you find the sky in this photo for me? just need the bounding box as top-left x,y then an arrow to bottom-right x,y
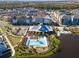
0,0 -> 78,2
0,0 -> 69,1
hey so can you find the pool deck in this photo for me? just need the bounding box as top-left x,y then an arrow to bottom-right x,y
26,36 -> 48,47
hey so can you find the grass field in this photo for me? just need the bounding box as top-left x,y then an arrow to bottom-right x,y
6,32 -> 22,47
0,2 -> 79,10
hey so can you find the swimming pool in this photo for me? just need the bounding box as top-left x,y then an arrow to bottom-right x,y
26,36 -> 48,47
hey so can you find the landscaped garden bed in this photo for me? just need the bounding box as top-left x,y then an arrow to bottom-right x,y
13,35 -> 60,58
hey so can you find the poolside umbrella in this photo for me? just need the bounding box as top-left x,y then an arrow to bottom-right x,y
39,25 -> 49,32
29,25 -> 53,32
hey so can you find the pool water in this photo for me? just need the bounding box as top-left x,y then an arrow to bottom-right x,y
26,36 -> 48,47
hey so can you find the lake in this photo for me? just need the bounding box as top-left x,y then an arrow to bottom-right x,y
52,34 -> 79,58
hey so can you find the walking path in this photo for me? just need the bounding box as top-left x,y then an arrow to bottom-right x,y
3,33 -> 15,56
0,28 -> 15,57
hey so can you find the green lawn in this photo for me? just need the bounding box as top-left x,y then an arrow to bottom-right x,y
0,28 -> 3,33
6,33 -> 22,46
0,22 -> 22,47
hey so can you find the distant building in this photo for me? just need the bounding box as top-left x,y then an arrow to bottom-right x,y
53,10 -> 73,26
27,9 -> 38,16
11,16 -> 32,25
33,18 -> 43,24
62,15 -> 79,25
44,15 -> 52,24
11,16 -> 53,25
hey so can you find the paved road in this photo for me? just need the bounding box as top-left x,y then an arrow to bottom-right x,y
53,34 -> 79,58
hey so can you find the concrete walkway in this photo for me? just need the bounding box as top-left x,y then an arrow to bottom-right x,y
3,33 -> 15,56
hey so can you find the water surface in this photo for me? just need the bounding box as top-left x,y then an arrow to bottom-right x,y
53,34 -> 79,58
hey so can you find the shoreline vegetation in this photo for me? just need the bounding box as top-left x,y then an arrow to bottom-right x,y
0,2 -> 79,10
69,27 -> 79,35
